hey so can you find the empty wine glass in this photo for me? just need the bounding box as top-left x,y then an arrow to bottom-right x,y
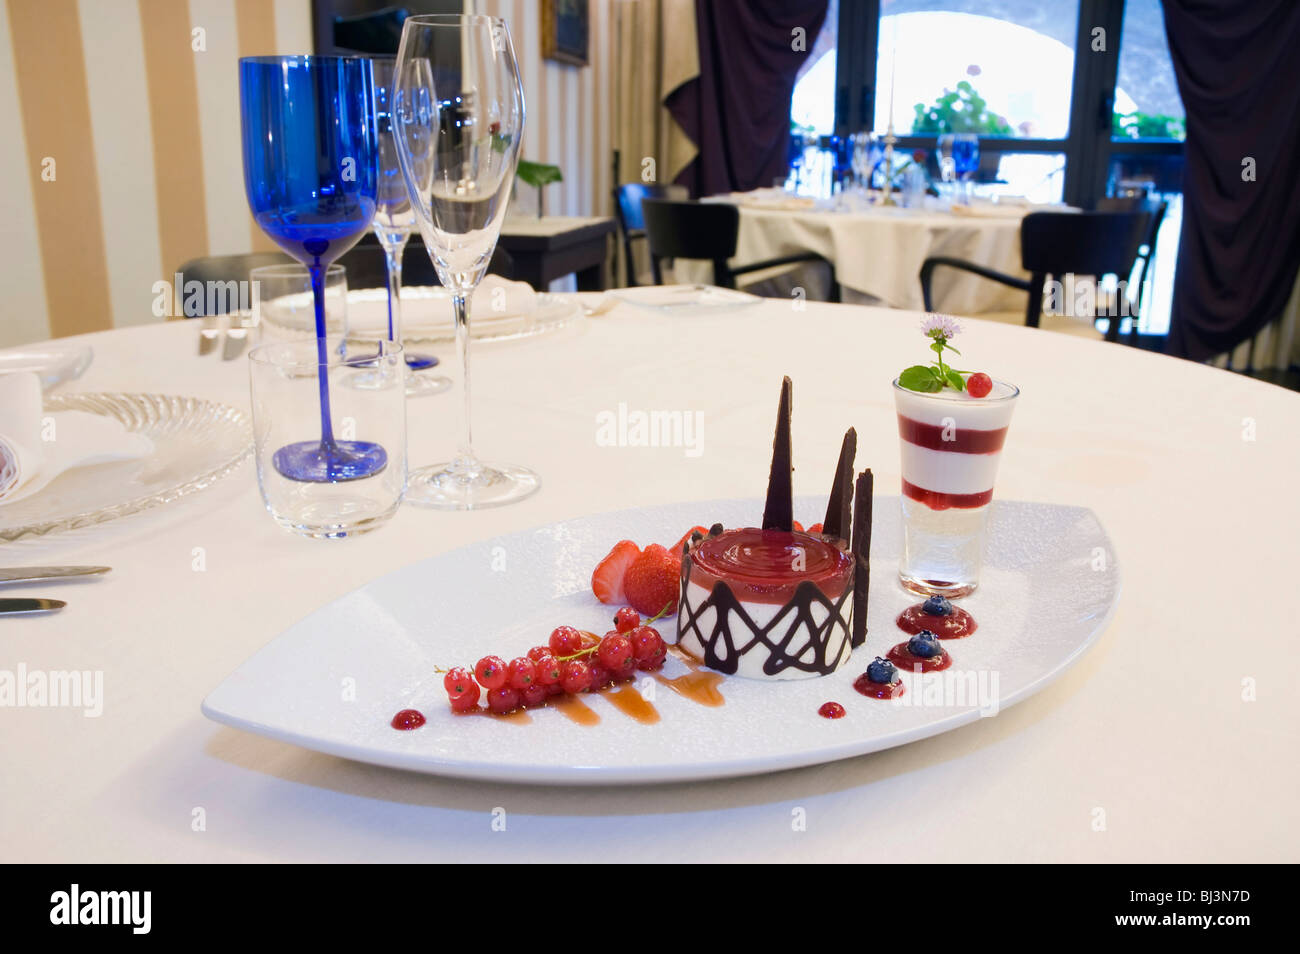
239,55 -> 385,482
392,14 -> 539,509
370,55 -> 450,398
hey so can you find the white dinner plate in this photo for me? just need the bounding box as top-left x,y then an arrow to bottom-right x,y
608,284 -> 763,315
202,495 -> 1119,785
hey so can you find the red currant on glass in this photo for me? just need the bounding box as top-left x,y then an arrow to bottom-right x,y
598,633 -> 635,673
614,607 -> 640,633
965,372 -> 992,398
520,683 -> 549,707
630,627 -> 666,667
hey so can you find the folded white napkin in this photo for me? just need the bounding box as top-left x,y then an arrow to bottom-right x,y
0,373 -> 154,507
349,275 -> 539,338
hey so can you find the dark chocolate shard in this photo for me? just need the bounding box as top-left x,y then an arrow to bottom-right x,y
761,377 -> 794,531
822,428 -> 857,540
850,469 -> 874,649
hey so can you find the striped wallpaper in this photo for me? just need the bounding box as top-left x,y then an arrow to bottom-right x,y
0,0 -> 615,347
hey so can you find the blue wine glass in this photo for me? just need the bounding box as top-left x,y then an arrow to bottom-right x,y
240,55 -> 386,482
952,133 -> 980,203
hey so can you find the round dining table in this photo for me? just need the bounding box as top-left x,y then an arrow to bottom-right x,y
3,294 -> 1296,862
683,196 -> 1034,313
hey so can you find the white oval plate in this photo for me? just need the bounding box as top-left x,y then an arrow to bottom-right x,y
202,495 -> 1119,785
608,284 -> 763,315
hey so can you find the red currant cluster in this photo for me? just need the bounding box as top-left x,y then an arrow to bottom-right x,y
442,607 -> 669,715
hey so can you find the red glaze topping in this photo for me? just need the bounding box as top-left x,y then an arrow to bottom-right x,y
886,641 -> 953,673
689,527 -> 853,604
896,604 -> 978,639
390,708 -> 426,730
818,701 -> 847,719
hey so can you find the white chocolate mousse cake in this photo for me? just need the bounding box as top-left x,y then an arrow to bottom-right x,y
677,526 -> 855,679
673,378 -> 874,680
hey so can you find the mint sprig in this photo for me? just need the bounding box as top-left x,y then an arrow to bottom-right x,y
900,316 -> 969,393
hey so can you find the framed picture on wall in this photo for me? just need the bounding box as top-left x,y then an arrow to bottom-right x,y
542,0 -> 589,67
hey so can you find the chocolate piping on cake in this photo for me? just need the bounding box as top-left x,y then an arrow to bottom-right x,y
761,376 -> 794,532
851,469 -> 874,648
822,427 -> 857,540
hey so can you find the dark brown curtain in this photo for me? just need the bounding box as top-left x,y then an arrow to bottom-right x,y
667,0 -> 828,197
1163,0 -> 1300,361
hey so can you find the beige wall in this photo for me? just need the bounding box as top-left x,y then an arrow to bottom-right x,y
0,0 -> 613,347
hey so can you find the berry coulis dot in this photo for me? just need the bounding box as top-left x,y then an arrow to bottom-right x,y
818,701 -> 847,719
391,708 -> 426,730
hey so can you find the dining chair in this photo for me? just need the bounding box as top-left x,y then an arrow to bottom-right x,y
640,198 -> 842,302
918,210 -> 1149,339
613,183 -> 688,287
1097,196 -> 1168,342
175,243 -> 515,316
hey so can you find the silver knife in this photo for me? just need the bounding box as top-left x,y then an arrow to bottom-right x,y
0,566 -> 111,584
0,598 -> 66,616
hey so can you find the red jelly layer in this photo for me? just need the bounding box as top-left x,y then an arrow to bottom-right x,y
901,479 -> 992,511
897,414 -> 1008,454
886,642 -> 953,673
390,708 -> 426,730
689,527 -> 853,604
852,674 -> 906,700
897,604 -> 978,639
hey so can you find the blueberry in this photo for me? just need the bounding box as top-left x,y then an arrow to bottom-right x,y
866,656 -> 897,684
922,595 -> 952,616
907,630 -> 943,659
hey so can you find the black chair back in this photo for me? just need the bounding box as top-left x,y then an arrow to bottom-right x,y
1018,210 -> 1149,329
613,183 -> 688,286
640,198 -> 741,287
174,252 -> 292,315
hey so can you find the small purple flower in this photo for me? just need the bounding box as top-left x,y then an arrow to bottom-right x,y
920,313 -> 961,341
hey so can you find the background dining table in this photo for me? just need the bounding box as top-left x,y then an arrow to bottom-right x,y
680,196 -> 1036,313
2,294 -> 1296,862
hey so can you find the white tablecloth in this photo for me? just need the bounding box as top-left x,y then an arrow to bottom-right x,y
682,203 -> 1030,314
3,298 -> 1297,862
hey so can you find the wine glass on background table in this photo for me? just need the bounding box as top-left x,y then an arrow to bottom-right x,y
952,133 -> 980,204
239,55 -> 387,482
392,14 -> 539,509
370,55 -> 450,397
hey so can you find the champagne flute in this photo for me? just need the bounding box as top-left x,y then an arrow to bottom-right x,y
239,55 -> 385,482
370,55 -> 450,397
392,14 -> 538,509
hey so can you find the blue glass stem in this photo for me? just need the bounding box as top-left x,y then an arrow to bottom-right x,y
310,263 -> 336,447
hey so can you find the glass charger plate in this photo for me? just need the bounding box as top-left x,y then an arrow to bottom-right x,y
345,288 -> 582,344
0,393 -> 251,542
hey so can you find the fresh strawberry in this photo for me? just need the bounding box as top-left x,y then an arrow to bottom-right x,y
592,540 -> 641,604
623,544 -> 680,617
807,522 -> 823,534
792,520 -> 804,532
668,526 -> 708,561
